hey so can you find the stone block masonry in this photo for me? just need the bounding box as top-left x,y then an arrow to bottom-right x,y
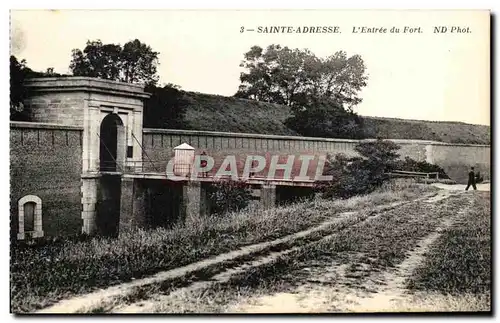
119,177 -> 148,230
142,129 -> 490,184
81,177 -> 98,234
10,122 -> 83,237
24,93 -> 85,127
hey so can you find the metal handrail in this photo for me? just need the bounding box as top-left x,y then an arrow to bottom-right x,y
391,170 -> 439,176
96,133 -> 123,172
388,170 -> 440,180
132,132 -> 161,173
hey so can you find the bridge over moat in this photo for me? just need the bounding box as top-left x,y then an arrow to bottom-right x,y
10,77 -> 491,239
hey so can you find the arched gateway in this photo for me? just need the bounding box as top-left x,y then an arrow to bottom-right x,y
99,113 -> 125,172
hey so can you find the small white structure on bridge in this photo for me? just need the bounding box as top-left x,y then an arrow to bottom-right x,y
173,143 -> 195,177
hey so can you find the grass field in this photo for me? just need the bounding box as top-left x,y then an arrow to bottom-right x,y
144,190 -> 491,313
217,194 -> 460,292
10,182 -> 435,313
406,191 -> 491,310
181,90 -> 490,144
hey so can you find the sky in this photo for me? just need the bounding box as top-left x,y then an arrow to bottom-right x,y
10,9 -> 490,125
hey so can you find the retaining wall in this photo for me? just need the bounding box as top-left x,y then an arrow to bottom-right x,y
142,128 -> 490,183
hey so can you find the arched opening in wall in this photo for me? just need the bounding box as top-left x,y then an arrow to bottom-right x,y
17,195 -> 43,240
99,113 -> 125,172
24,202 -> 35,232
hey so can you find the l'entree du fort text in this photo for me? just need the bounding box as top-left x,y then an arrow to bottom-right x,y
240,25 -> 472,34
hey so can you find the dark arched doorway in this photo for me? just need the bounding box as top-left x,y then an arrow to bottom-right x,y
99,113 -> 125,172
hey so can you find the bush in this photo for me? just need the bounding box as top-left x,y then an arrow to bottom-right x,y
318,139 -> 401,199
207,180 -> 252,215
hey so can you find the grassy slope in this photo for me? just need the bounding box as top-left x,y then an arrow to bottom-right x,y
181,91 -> 490,144
183,92 -> 297,136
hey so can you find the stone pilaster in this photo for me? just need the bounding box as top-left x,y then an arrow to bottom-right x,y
425,144 -> 434,164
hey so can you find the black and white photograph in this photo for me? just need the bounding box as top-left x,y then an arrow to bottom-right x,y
8,9 -> 491,314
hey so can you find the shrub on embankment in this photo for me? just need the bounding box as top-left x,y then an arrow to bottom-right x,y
10,183 -> 437,313
317,139 -> 451,199
318,139 -> 401,199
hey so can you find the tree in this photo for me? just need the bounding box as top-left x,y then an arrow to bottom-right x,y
235,45 -> 368,138
284,97 -> 365,139
69,39 -> 160,86
10,56 -> 38,121
10,56 -> 29,113
10,56 -> 67,121
143,84 -> 188,129
236,45 -> 368,110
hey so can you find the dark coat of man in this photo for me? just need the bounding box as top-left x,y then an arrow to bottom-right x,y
466,167 -> 477,191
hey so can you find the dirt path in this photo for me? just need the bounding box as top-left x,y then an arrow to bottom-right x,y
431,182 -> 490,192
230,190 -> 469,313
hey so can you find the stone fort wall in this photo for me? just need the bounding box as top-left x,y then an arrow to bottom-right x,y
10,122 -> 83,237
9,121 -> 489,238
426,143 -> 490,182
142,128 -> 490,183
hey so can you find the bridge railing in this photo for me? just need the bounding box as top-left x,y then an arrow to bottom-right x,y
387,170 -> 440,179
97,160 -> 318,185
386,170 -> 459,184
98,160 -> 260,178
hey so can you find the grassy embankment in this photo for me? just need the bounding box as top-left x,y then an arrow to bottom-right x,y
11,182 -> 435,313
181,91 -> 490,144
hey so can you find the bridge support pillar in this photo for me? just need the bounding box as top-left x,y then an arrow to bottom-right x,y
183,181 -> 209,224
119,177 -> 147,231
261,184 -> 276,210
81,177 -> 98,235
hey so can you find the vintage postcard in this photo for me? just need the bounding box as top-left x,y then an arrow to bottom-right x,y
9,9 -> 490,314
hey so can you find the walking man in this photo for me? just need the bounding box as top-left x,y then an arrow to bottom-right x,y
465,167 -> 477,191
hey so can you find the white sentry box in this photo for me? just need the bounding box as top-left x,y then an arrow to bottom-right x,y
172,143 -> 195,177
